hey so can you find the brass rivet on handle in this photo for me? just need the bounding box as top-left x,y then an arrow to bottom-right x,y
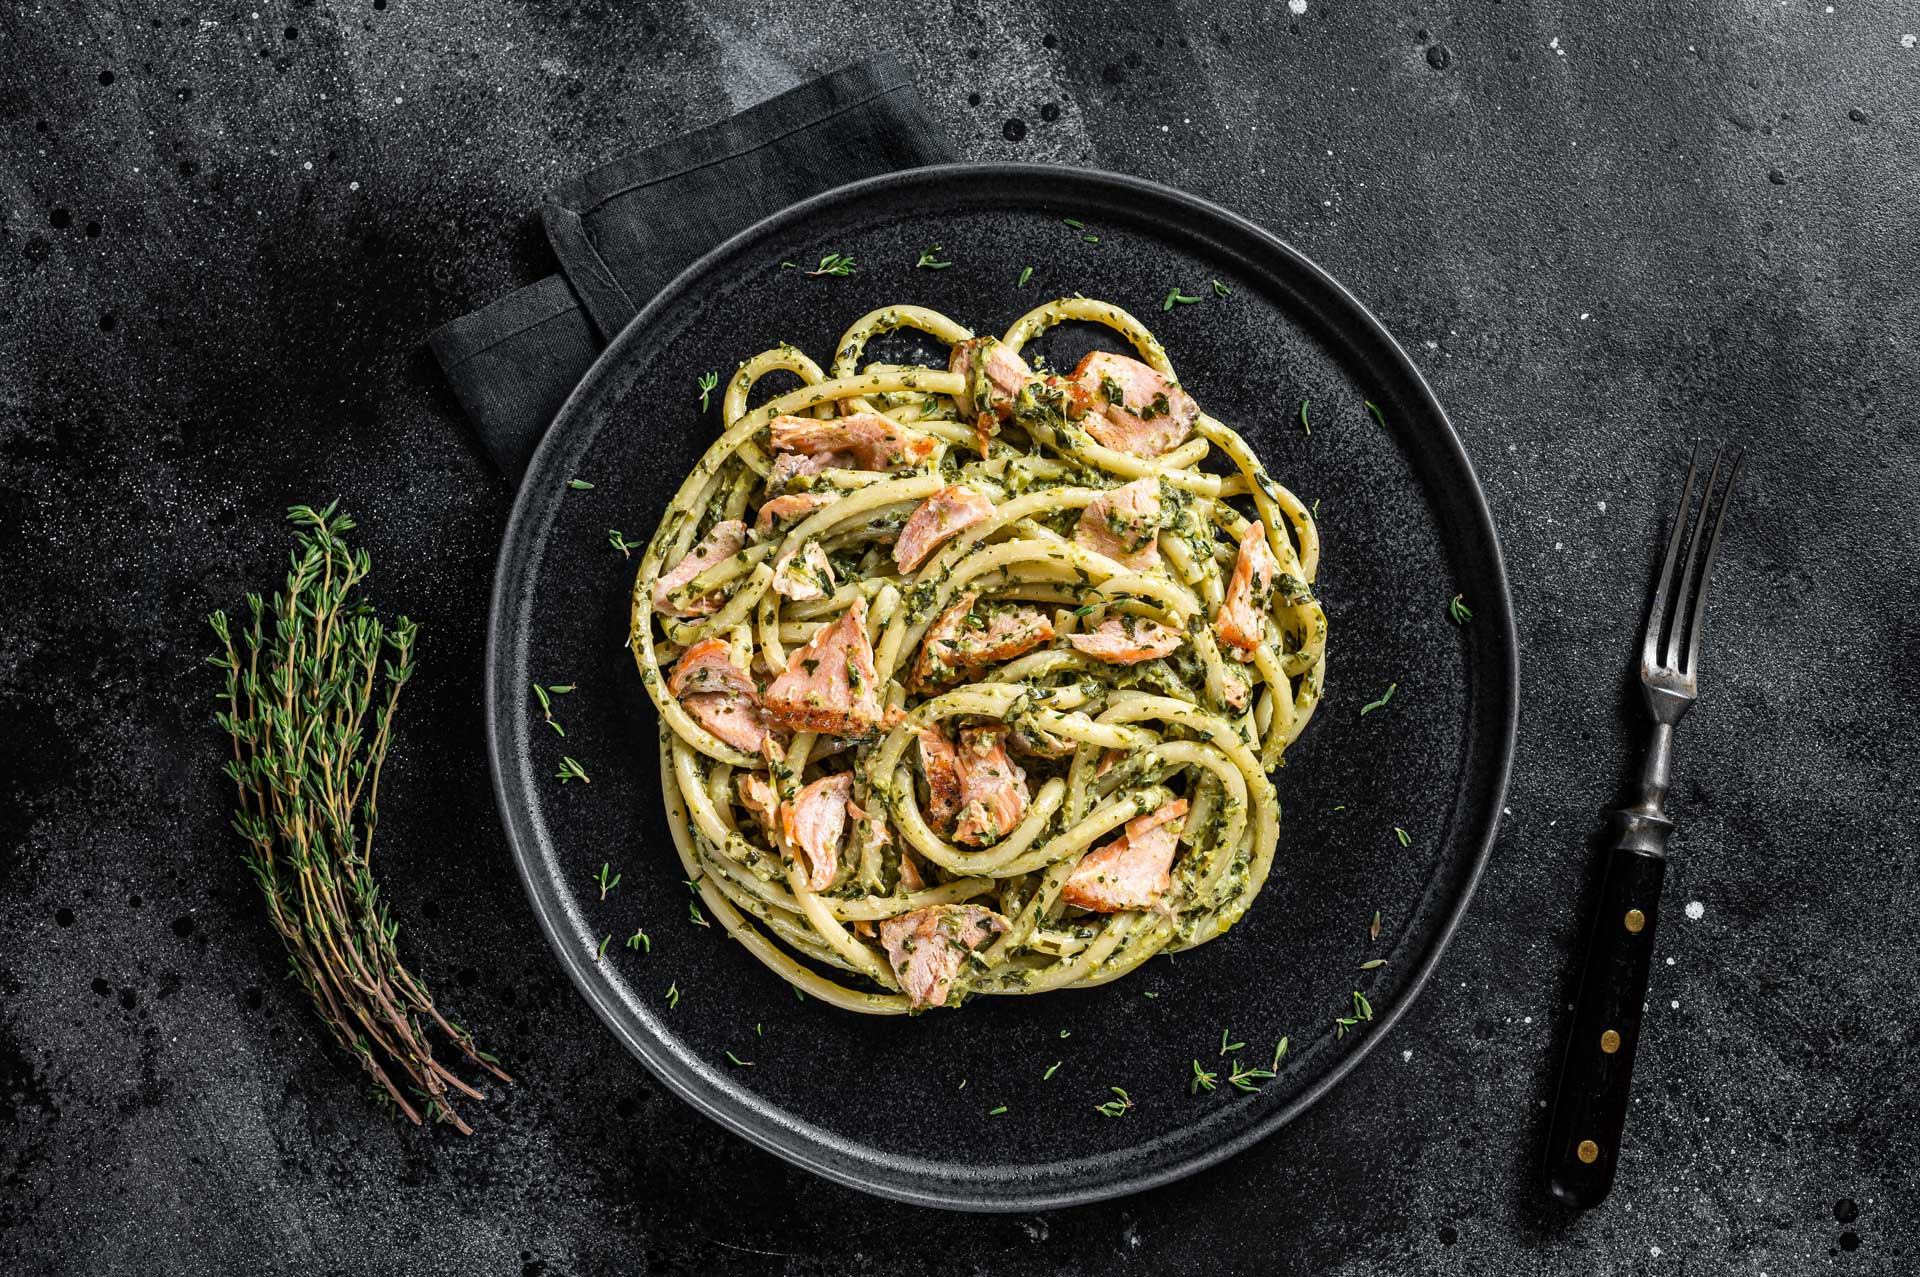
1577,1139 -> 1600,1164
1624,908 -> 1646,933
1601,1029 -> 1622,1054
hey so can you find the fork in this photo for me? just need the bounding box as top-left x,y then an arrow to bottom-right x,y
1542,443 -> 1744,1209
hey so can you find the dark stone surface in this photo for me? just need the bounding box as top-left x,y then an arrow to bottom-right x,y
2,3 -> 1915,1273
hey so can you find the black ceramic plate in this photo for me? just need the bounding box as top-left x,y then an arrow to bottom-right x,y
487,164 -> 1517,1211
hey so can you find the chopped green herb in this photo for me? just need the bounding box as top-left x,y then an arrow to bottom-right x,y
1359,682 -> 1397,716
1299,399 -> 1312,437
1354,991 -> 1374,1021
1043,1060 -> 1062,1081
915,244 -> 953,270
1370,909 -> 1382,941
1094,1087 -> 1132,1118
1017,265 -> 1034,288
1062,218 -> 1085,230
1163,287 -> 1201,311
1359,958 -> 1387,970
608,529 -> 637,557
596,861 -> 622,901
689,899 -> 710,928
1143,991 -> 1160,999
1190,1059 -> 1218,1095
555,756 -> 591,784
1365,399 -> 1387,428
1059,1029 -> 1070,1039
594,933 -> 610,961
1395,826 -> 1411,847
1082,235 -> 1099,244
1220,1027 -> 1246,1055
989,1104 -> 1009,1116
696,371 -> 718,412
725,1050 -> 753,1067
1448,593 -> 1473,624
787,252 -> 856,277
755,1023 -> 764,1037
666,982 -> 681,1009
1212,278 -> 1232,298
567,478 -> 594,491
1271,1036 -> 1289,1071
625,927 -> 650,952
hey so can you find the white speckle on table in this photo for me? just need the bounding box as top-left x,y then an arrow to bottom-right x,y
1523,1016 -> 1533,1024
1550,37 -> 1566,56
1651,1246 -> 1663,1258
349,180 -> 360,191
1289,0 -> 1308,13
302,160 -> 313,171
1667,956 -> 1676,965
1670,999 -> 1681,1010
1598,500 -> 1607,512
1580,311 -> 1591,320
1555,541 -> 1564,550
1904,34 -> 1917,49
1402,1048 -> 1413,1062
1685,900 -> 1705,921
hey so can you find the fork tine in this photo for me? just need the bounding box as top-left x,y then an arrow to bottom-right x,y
1682,449 -> 1744,676
1642,442 -> 1701,672
1662,445 -> 1725,671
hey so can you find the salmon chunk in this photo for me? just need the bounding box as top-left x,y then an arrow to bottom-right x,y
878,904 -> 1011,1010
736,771 -> 780,838
668,639 -> 769,753
1072,350 -> 1199,457
1074,477 -> 1163,571
1215,521 -> 1279,654
771,540 -> 837,601
952,725 -> 1030,847
755,491 -> 838,535
894,485 -> 995,573
667,638 -> 758,699
766,451 -> 842,495
949,336 -> 1036,421
780,772 -> 851,892
681,690 -> 770,754
917,723 -> 963,827
771,411 -> 937,472
652,519 -> 747,618
764,598 -> 883,737
1065,615 -> 1185,665
911,592 -> 1055,688
1060,799 -> 1190,912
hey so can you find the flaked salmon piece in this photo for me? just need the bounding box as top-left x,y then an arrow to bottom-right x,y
896,847 -> 927,893
1095,749 -> 1122,777
1072,350 -> 1199,457
771,411 -> 937,472
878,904 -> 1010,1010
771,540 -> 836,601
780,772 -> 851,892
1215,521 -> 1279,654
1219,662 -> 1252,712
1073,477 -> 1163,571
950,336 -> 1036,421
910,592 -> 1055,688
764,598 -> 883,737
652,519 -> 747,617
916,723 -> 963,828
736,771 -> 780,838
682,691 -> 770,753
893,485 -> 995,573
755,491 -> 838,535
952,725 -> 1030,847
1060,798 -> 1190,913
766,450 -> 845,495
1065,615 -> 1185,665
667,638 -> 758,700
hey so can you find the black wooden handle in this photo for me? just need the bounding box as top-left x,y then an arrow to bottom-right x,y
1543,845 -> 1667,1209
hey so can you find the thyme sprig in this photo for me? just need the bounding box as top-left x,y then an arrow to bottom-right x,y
1094,1087 -> 1133,1118
696,371 -> 718,411
208,503 -> 508,1133
784,252 -> 856,277
1448,593 -> 1473,624
916,244 -> 953,270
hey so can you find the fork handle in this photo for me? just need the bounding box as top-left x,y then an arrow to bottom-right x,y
1543,838 -> 1667,1209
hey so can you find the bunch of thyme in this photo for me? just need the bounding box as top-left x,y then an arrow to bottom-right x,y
207,503 -> 507,1132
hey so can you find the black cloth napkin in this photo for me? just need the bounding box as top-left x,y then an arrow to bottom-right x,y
428,56 -> 955,482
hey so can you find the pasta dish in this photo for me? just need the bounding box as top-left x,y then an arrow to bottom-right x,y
630,297 -> 1325,1013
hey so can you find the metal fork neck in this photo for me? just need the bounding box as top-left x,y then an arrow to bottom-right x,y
1613,721 -> 1677,856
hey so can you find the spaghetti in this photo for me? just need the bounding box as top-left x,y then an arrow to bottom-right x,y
630,297 -> 1326,1014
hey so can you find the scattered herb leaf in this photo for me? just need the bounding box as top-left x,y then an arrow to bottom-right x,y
666,982 -> 681,1009
1299,399 -> 1312,437
915,244 -> 953,270
725,1050 -> 753,1067
1212,278 -> 1232,298
989,1104 -> 1009,1116
1365,399 -> 1387,428
1449,593 -> 1473,624
1359,682 -> 1398,716
626,927 -> 650,952
1017,265 -> 1034,288
567,478 -> 595,491
696,371 -> 718,411
1062,218 -> 1085,230
1190,1059 -> 1218,1095
1395,826 -> 1411,848
595,933 -> 610,961
1271,1037 -> 1290,1071
1044,1060 -> 1062,1081
555,756 -> 591,784
596,862 -> 622,901
1163,287 -> 1201,311
1359,958 -> 1388,970
1095,1087 -> 1133,1118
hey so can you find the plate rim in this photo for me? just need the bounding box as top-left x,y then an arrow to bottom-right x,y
485,161 -> 1519,1212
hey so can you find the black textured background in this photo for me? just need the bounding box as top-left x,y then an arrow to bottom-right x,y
4,3 -> 1916,1274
